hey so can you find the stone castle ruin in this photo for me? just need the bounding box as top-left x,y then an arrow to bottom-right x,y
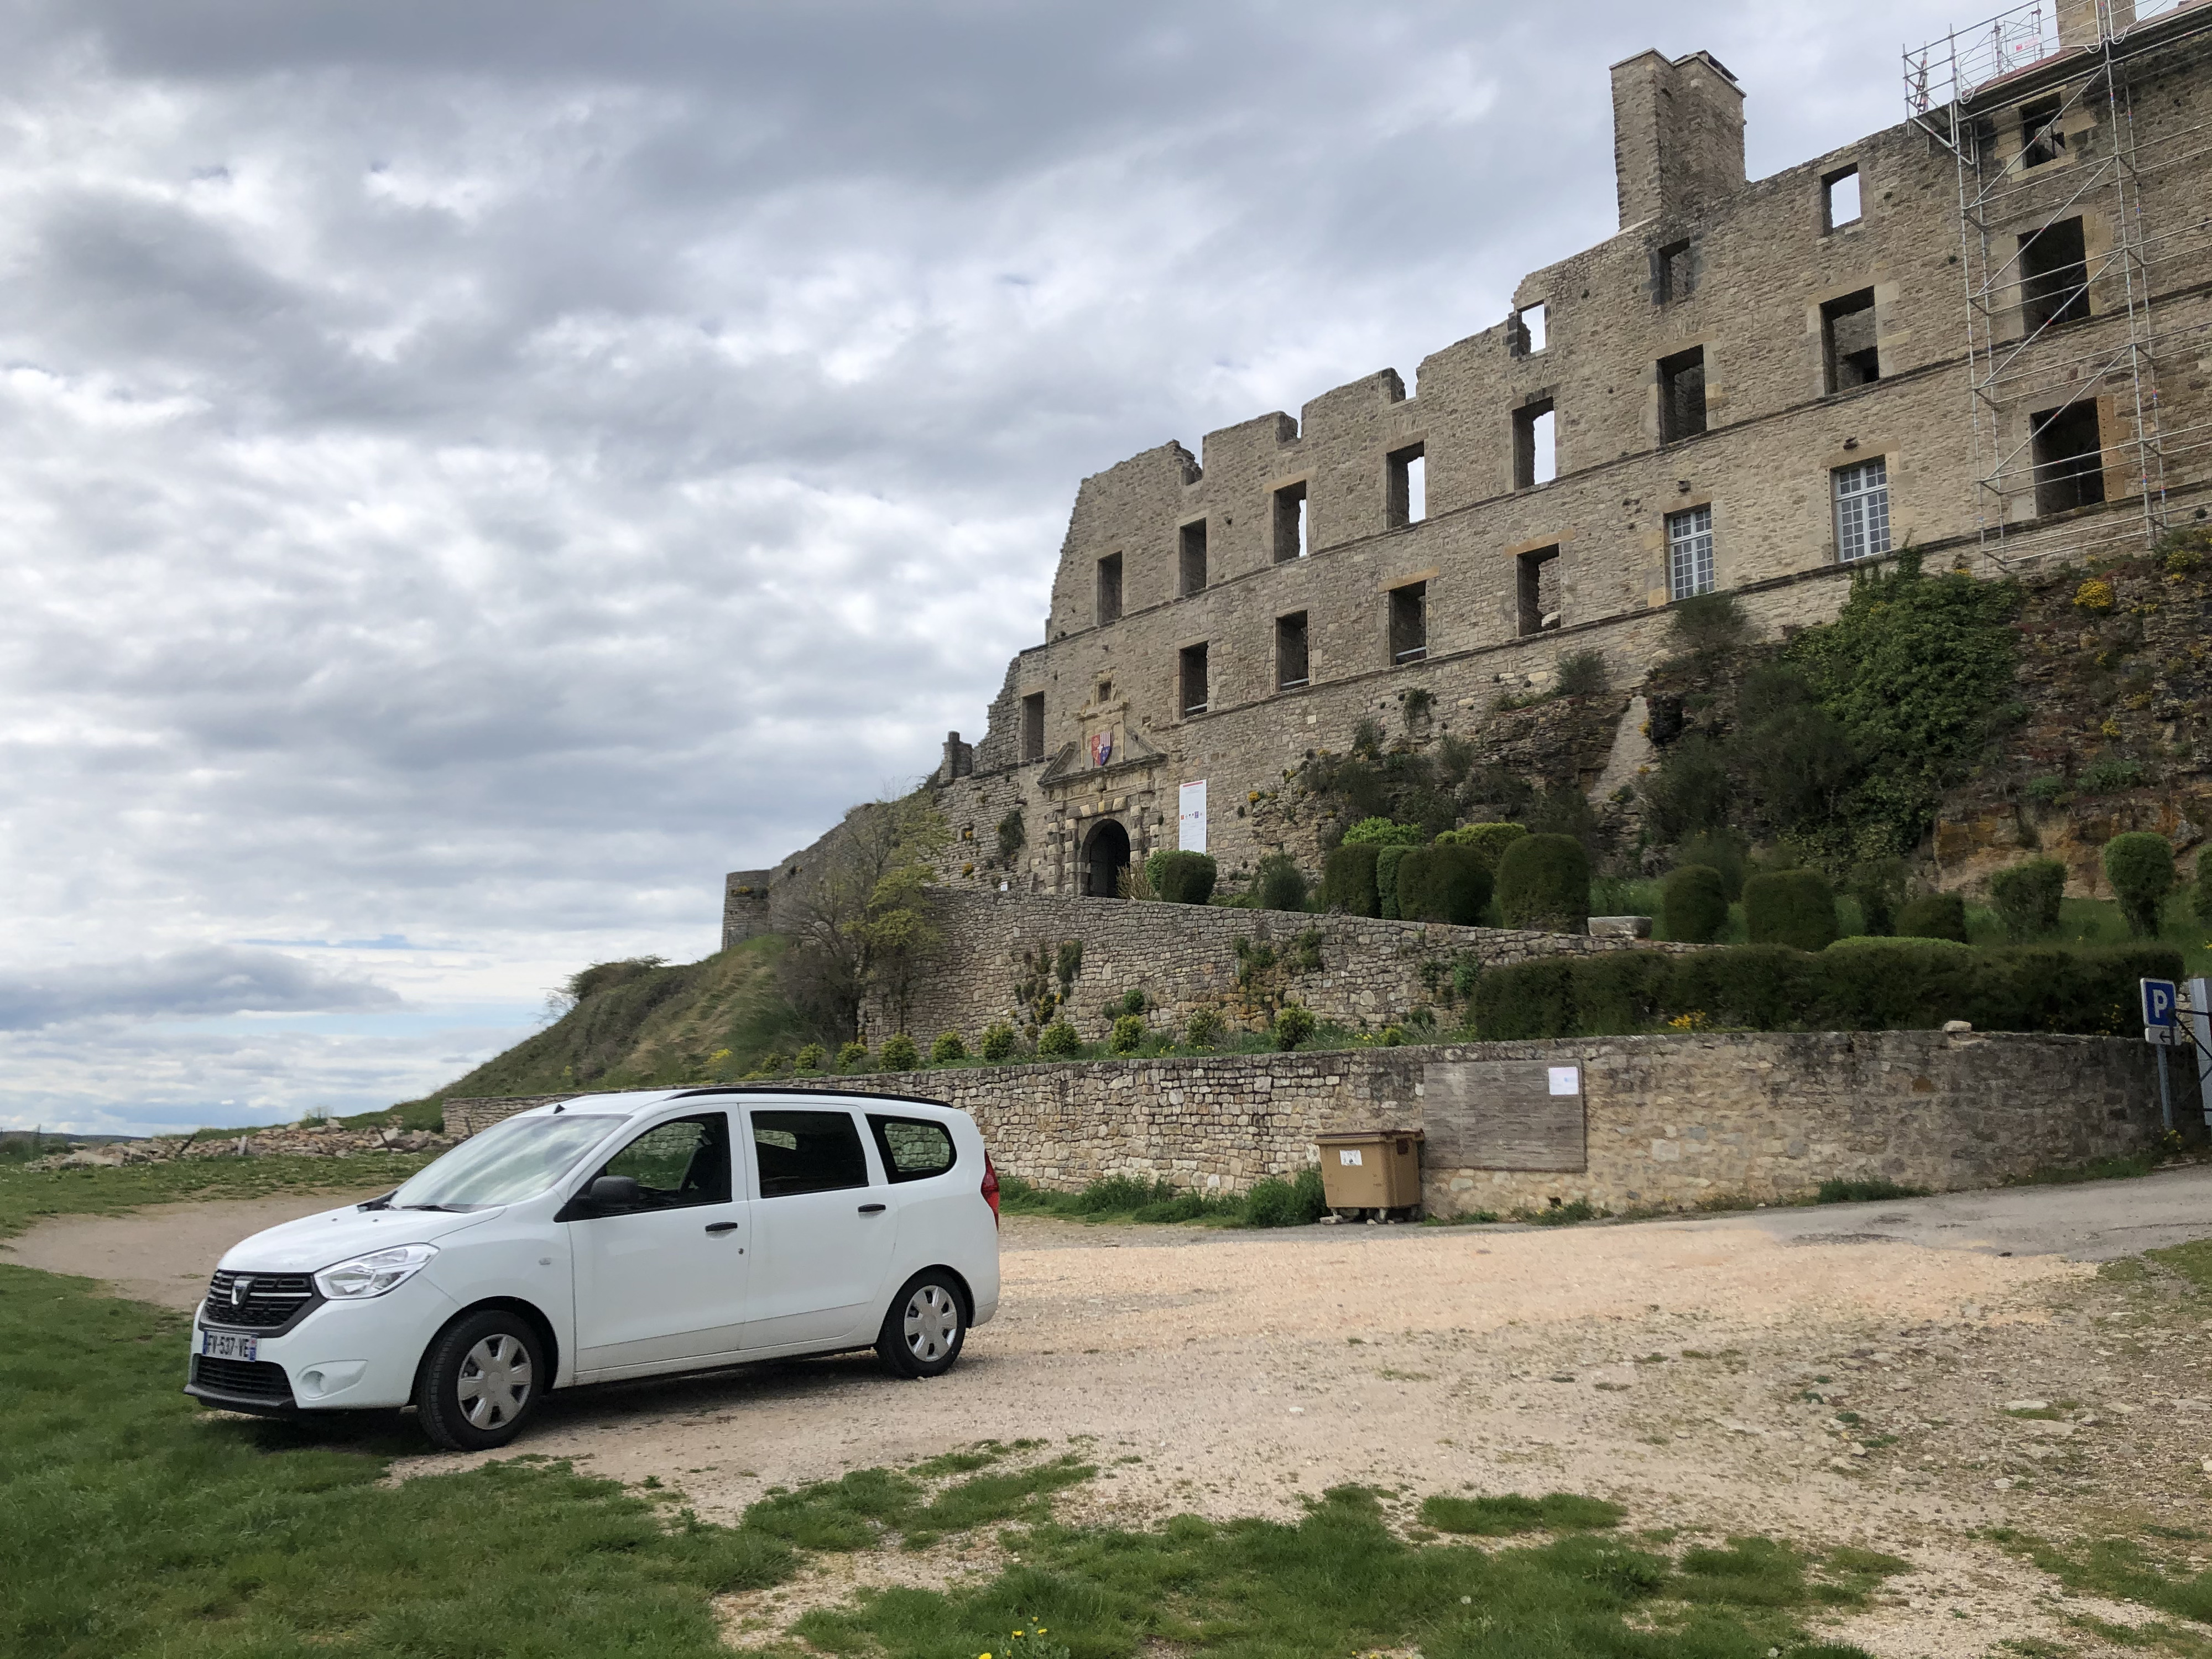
732,5 -> 2212,947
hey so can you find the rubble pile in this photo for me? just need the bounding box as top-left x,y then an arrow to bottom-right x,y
30,1123 -> 451,1170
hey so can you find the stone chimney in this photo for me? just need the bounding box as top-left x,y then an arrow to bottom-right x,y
2058,0 -> 2133,49
1610,49 -> 1746,230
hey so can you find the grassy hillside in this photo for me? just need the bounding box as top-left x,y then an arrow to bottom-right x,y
420,936 -> 810,1105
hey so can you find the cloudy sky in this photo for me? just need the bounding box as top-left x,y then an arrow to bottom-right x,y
0,0 -> 1983,1134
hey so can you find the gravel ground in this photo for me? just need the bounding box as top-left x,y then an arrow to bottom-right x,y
10,1171 -> 2211,1658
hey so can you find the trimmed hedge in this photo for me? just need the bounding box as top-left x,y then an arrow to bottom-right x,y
1376,844 -> 1413,920
1661,864 -> 1729,943
1470,939 -> 2182,1040
1744,869 -> 1838,952
1496,833 -> 1591,932
1319,843 -> 1381,916
1396,844 -> 1494,925
1896,891 -> 1968,943
1146,851 -> 1217,905
2199,846 -> 2212,925
1342,817 -> 1425,848
1988,858 -> 2066,942
1437,822 -> 1528,873
2104,831 -> 2175,938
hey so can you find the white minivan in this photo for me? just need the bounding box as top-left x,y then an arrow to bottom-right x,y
184,1087 -> 1002,1449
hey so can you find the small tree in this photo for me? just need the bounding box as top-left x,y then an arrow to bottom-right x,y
1255,853 -> 1309,913
1146,851 -> 1217,905
878,1033 -> 921,1071
1847,857 -> 1907,936
1036,1020 -> 1082,1057
1109,1013 -> 1147,1053
1744,869 -> 1838,952
1895,891 -> 1968,943
978,1022 -> 1016,1062
1661,864 -> 1729,943
1666,590 -> 1751,662
1987,858 -> 2067,942
1183,1008 -> 1223,1050
1495,834 -> 1592,933
928,1031 -> 967,1065
1555,649 -> 1610,698
2103,832 -> 2176,938
1274,1003 -> 1316,1051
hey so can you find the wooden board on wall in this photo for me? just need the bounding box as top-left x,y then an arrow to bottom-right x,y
1421,1058 -> 1587,1172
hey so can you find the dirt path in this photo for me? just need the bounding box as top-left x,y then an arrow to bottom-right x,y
12,1173 -> 2212,1658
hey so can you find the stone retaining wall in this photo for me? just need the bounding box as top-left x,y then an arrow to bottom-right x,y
444,1029 -> 2162,1217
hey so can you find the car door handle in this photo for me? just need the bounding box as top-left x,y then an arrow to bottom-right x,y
858,1203 -> 886,1214
703,1221 -> 740,1234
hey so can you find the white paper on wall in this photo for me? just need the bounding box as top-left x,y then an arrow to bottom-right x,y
1339,1148 -> 1364,1166
1178,780 -> 1208,853
1547,1066 -> 1580,1097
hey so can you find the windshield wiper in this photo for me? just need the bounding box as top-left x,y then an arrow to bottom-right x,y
399,1202 -> 476,1212
357,1191 -> 395,1211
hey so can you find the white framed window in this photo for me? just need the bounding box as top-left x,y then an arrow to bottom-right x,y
1666,505 -> 1715,600
1833,457 -> 1891,563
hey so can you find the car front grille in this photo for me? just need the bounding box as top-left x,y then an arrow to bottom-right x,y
190,1355 -> 296,1404
204,1270 -> 320,1332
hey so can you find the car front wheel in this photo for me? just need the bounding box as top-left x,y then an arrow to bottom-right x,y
418,1309 -> 544,1450
876,1270 -> 967,1379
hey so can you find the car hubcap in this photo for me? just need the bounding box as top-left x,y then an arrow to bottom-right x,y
456,1333 -> 531,1429
902,1285 -> 960,1361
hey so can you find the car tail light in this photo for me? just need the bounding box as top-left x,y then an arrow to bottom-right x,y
981,1151 -> 1001,1228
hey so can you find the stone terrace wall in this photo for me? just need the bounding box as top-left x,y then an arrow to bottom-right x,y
445,1030 -> 2161,1218
862,886 -> 1694,1046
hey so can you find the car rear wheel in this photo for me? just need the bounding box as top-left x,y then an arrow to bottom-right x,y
418,1309 -> 543,1450
876,1270 -> 967,1379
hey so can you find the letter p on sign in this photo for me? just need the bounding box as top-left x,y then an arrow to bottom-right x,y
2142,978 -> 2179,1028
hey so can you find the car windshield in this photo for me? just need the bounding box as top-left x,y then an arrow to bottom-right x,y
389,1114 -> 624,1211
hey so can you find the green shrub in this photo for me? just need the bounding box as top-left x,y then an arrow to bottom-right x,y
836,1040 -> 868,1070
1108,1013 -> 1147,1053
1036,1020 -> 1082,1057
1436,822 -> 1528,874
1319,843 -> 1382,916
1244,1167 -> 1327,1227
1678,830 -> 1747,899
1556,649 -> 1610,697
1274,1003 -> 1316,1051
1817,1177 -> 1927,1204
1815,937 -> 1977,1028
978,1022 -> 1016,1062
1667,589 -> 1751,659
1146,851 -> 1218,905
1661,864 -> 1729,943
1496,833 -> 1592,932
1255,853 -> 1309,913
1396,844 -> 1493,925
1183,1008 -> 1223,1049
1665,945 -> 1818,1031
2080,757 -> 2146,795
1987,858 -> 2067,942
1896,891 -> 1968,943
878,1033 -> 920,1071
2104,831 -> 2176,938
1847,856 -> 1907,936
792,1042 -> 825,1072
928,1031 -> 966,1065
2198,847 -> 2212,925
1375,844 -> 1413,919
1744,869 -> 1838,952
996,808 -> 1025,862
1342,817 -> 1424,847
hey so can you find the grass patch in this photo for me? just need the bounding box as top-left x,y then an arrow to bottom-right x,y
1418,1491 -> 1624,1536
1990,1527 -> 2212,1626
1815,1177 -> 1928,1204
2007,1154 -> 2162,1188
2148,1238 -> 2212,1293
0,1153 -> 437,1241
998,1168 -> 1327,1229
1517,1199 -> 1604,1227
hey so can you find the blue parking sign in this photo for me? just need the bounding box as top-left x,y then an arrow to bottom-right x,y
2142,978 -> 2179,1028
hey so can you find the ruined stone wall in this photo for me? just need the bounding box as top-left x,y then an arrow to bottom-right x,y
858,886 -> 1699,1046
444,1030 -> 2162,1218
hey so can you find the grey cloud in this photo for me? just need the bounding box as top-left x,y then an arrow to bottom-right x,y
0,947 -> 401,1030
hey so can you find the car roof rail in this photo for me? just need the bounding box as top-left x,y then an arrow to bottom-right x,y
666,1083 -> 958,1112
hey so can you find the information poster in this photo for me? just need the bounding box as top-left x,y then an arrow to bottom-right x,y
1178,780 -> 1208,853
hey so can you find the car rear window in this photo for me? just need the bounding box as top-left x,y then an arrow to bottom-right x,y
868,1115 -> 957,1183
750,1109 -> 869,1197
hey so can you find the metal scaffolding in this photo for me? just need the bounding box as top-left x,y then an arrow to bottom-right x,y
1907,0 -> 2212,571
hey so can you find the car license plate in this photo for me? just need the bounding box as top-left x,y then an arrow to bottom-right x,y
201,1329 -> 257,1362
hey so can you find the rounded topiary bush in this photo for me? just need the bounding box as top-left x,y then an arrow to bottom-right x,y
1661,864 -> 1729,943
1743,869 -> 1838,952
1319,843 -> 1382,916
928,1031 -> 967,1065
1274,1003 -> 1316,1051
1108,1013 -> 1147,1053
792,1042 -> 825,1073
1255,853 -> 1309,914
978,1022 -> 1016,1062
878,1033 -> 920,1071
1437,822 -> 1528,874
1396,844 -> 1493,925
1146,850 -> 1218,905
1987,858 -> 2067,942
1495,833 -> 1592,933
2103,831 -> 2176,938
1036,1020 -> 1082,1057
836,1040 -> 868,1070
1895,891 -> 1969,942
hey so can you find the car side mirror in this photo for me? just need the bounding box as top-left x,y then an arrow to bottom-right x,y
586,1175 -> 642,1209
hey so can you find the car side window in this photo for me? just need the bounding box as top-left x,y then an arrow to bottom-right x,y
596,1113 -> 731,1208
751,1110 -> 870,1198
868,1115 -> 957,1183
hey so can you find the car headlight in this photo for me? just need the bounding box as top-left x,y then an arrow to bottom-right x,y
315,1243 -> 439,1300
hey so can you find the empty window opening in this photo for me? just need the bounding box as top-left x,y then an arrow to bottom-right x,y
1824,166 -> 1861,231
1658,347 -> 1708,443
1020,692 -> 1045,763
1656,239 -> 1695,304
1178,520 -> 1208,595
1511,301 -> 1548,355
2020,95 -> 2065,168
1095,552 -> 1122,625
2031,401 -> 2106,515
1276,612 -> 1310,690
1513,399 -> 1557,489
1822,289 -> 1880,392
1833,458 -> 1891,563
1178,643 -> 1209,716
1667,505 -> 1715,600
2020,217 -> 2089,333
1387,443 -> 1426,528
1097,679 -> 1112,702
1272,482 -> 1307,562
1516,547 -> 1562,637
1389,582 -> 1428,665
